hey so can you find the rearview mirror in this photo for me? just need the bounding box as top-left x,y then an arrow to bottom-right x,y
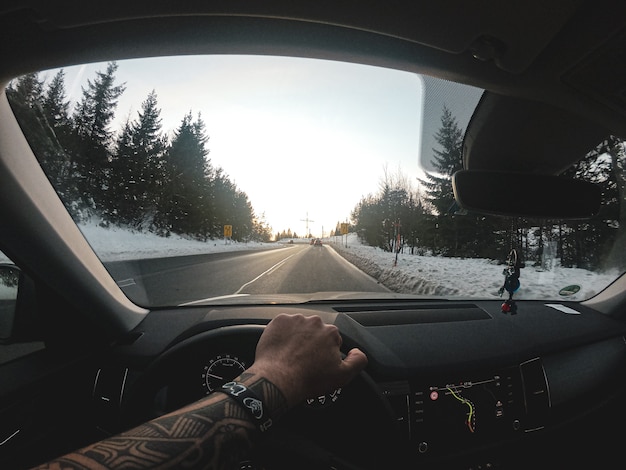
452,170 -> 602,219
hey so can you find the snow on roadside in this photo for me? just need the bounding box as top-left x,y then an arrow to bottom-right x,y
330,233 -> 619,301
79,222 -> 280,262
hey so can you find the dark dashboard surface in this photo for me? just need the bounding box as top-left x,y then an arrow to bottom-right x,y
96,300 -> 626,469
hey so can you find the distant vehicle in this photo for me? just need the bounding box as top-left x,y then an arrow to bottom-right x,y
313,238 -> 323,246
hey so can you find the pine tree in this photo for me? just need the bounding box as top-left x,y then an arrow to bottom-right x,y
42,70 -> 71,137
6,73 -> 71,193
157,111 -> 212,237
352,194 -> 385,248
563,137 -> 622,270
40,69 -> 74,189
8,72 -> 43,107
109,118 -> 136,223
351,167 -> 426,252
419,105 -> 464,215
110,90 -> 167,228
252,213 -> 273,242
211,168 -> 236,240
6,73 -> 46,152
72,62 -> 126,212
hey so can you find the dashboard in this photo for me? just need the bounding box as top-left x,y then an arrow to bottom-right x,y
93,300 -> 626,469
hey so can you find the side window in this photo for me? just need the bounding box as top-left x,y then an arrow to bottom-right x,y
0,250 -> 45,365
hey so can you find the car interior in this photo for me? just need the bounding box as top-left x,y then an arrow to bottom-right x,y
2,1 -> 626,469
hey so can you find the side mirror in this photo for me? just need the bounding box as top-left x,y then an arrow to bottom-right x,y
452,170 -> 602,219
0,264 -> 41,344
0,264 -> 20,342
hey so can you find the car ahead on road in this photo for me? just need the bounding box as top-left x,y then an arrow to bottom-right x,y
2,1 -> 626,469
313,238 -> 323,247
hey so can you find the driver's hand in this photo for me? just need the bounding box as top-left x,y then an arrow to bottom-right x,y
249,313 -> 368,407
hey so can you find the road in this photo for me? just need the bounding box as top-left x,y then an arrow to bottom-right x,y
105,243 -> 389,306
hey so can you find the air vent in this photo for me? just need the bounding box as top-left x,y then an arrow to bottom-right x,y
92,367 -> 129,432
520,357 -> 550,431
341,304 -> 491,326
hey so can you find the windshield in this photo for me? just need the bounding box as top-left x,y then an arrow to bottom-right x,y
5,55 -> 625,307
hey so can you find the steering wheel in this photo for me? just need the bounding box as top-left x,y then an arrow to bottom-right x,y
120,324 -> 402,469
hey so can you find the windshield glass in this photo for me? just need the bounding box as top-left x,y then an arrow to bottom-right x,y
6,55 -> 625,307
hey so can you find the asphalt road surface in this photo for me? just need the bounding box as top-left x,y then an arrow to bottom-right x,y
105,243 -> 388,306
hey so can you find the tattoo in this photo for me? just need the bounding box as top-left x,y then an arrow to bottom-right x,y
238,372 -> 289,421
32,375 -> 287,470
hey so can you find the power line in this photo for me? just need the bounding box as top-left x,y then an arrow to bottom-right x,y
301,212 -> 314,237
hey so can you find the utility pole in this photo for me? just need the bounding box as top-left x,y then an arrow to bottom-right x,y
301,212 -> 314,238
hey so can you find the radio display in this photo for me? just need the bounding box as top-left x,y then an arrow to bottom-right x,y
411,367 -> 525,455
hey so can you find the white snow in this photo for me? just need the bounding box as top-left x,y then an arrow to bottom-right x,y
78,222 -> 275,260
1,222 -> 620,302
331,236 -> 618,301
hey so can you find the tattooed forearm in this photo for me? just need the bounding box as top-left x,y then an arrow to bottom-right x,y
31,374 -> 287,470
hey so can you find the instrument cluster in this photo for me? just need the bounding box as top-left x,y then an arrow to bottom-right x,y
158,327 -> 344,412
198,351 -> 342,408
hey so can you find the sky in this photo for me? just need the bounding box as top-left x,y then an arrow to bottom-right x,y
43,55 -> 434,237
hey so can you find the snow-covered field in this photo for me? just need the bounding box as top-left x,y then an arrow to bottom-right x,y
2,223 -> 620,301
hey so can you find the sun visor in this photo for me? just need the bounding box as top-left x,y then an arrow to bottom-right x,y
452,170 -> 602,219
463,92 -> 608,175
